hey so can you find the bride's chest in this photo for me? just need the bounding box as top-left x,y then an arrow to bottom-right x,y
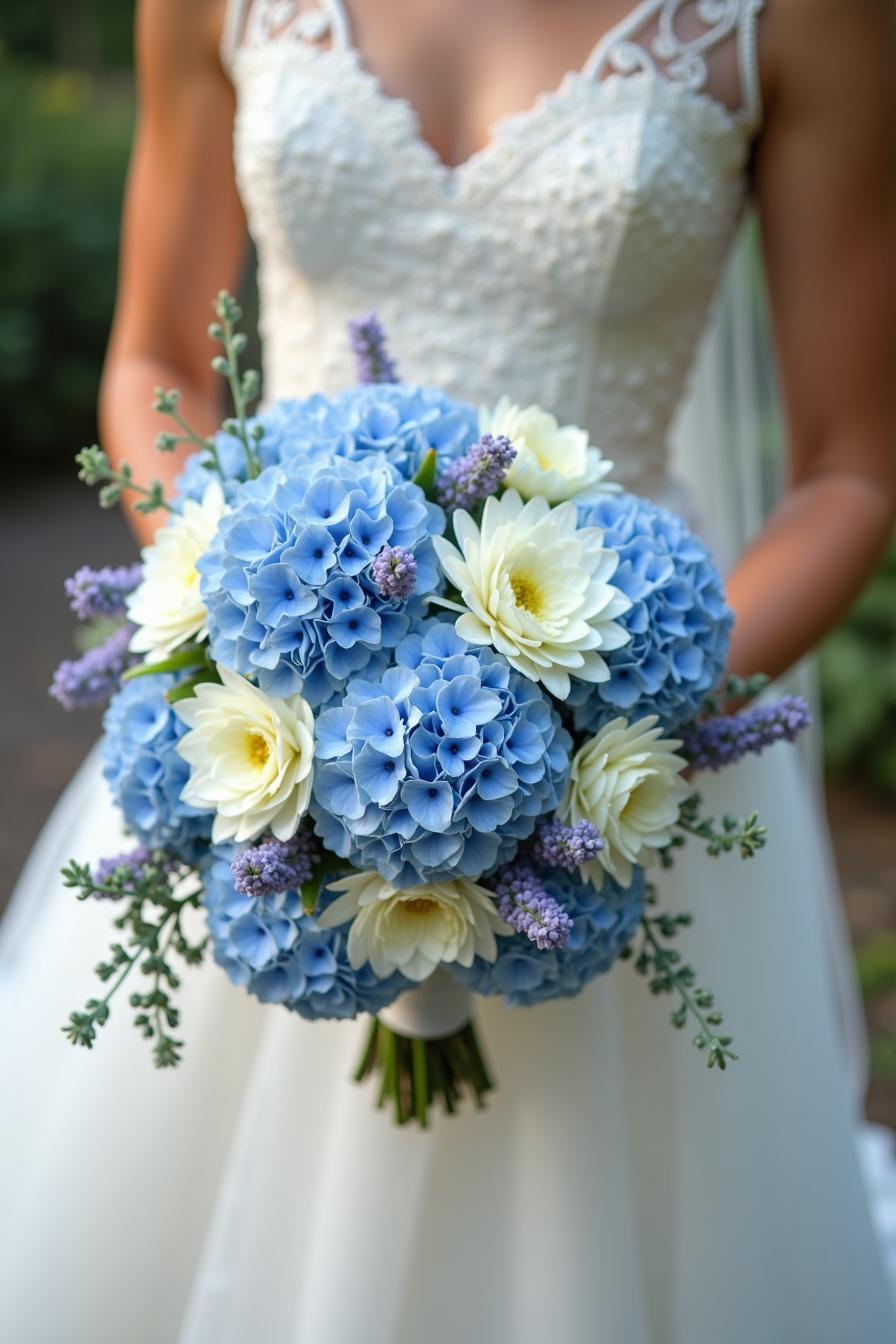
232,46 -> 749,319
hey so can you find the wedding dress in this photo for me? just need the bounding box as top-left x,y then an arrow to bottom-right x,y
3,2 -> 895,1340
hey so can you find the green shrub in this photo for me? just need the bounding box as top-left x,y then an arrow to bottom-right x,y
821,539 -> 896,795
0,55 -> 133,468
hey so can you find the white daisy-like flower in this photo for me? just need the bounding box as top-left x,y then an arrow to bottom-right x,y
560,715 -> 690,887
480,396 -> 618,503
174,665 -> 315,844
318,872 -> 510,982
432,490 -> 631,698
127,480 -> 226,662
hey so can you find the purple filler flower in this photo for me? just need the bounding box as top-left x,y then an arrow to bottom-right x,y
347,314 -> 399,384
92,845 -> 176,896
50,624 -> 139,710
65,564 -> 143,622
681,695 -> 812,772
231,832 -> 317,900
533,819 -> 604,871
436,433 -> 517,512
493,866 -> 574,951
369,545 -> 418,601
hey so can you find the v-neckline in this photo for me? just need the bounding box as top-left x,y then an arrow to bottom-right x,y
269,41 -> 743,200
326,0 -> 665,177
232,5 -> 748,210
336,48 -> 590,185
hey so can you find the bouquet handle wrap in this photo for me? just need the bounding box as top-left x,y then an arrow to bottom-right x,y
377,971 -> 472,1040
355,972 -> 491,1125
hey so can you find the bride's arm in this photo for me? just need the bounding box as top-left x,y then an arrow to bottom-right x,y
726,0 -> 896,680
99,0 -> 245,547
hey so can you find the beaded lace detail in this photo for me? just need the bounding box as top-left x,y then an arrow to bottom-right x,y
229,0 -> 763,126
221,0 -> 766,499
239,0 -> 351,51
588,0 -> 765,130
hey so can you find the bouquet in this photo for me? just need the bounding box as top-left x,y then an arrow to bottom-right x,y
55,296 -> 810,1125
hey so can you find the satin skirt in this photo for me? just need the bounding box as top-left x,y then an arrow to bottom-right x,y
2,741 -> 895,1344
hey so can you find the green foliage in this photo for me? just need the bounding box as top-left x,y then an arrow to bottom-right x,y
628,891 -> 737,1070
412,448 -> 438,499
75,443 -> 174,513
870,1036 -> 896,1084
0,53 -> 133,466
60,852 -> 206,1068
820,538 -> 896,796
672,793 -> 767,861
208,290 -> 264,477
856,932 -> 896,1000
1,1 -> 134,70
699,672 -> 769,717
630,790 -> 772,1067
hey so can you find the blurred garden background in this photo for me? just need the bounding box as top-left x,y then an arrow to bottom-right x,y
2,4 -> 895,1118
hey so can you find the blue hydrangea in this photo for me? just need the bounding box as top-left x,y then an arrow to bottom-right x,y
451,867 -> 646,1006
275,383 -> 479,480
311,622 -> 572,888
201,848 -> 408,1020
199,453 -> 444,706
101,673 -> 214,865
568,494 -> 733,733
174,417 -> 288,505
175,384 -> 478,504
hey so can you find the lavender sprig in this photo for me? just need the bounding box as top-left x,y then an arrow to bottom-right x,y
493,866 -> 573,950
369,545 -> 417,601
347,313 -> 399,384
231,832 -> 318,899
436,433 -> 517,512
681,696 -> 812,773
533,819 -> 604,870
50,623 -> 138,710
65,564 -> 143,622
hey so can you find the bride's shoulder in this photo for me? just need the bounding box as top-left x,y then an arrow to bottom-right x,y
135,0 -> 230,73
759,0 -> 894,115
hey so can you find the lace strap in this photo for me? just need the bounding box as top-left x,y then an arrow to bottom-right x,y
221,0 -> 251,70
583,0 -> 766,131
225,0 -> 353,62
736,0 -> 765,132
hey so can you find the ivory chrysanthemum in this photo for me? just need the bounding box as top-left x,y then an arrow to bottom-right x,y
432,490 -> 631,698
127,480 -> 227,661
560,715 -> 690,886
174,666 -> 315,844
479,397 -> 617,503
318,871 -> 509,981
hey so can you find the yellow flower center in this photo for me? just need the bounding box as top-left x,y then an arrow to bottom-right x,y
525,433 -> 553,469
246,731 -> 271,769
402,898 -> 439,915
510,571 -> 545,618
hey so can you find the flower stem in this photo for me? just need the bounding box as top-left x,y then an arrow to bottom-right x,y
210,292 -> 261,479
354,1016 -> 495,1126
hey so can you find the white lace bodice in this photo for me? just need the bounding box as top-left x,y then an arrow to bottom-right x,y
223,0 -> 764,496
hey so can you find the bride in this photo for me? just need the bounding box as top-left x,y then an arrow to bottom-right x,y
2,1 -> 896,1340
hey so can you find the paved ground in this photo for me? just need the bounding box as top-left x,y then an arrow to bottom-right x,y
1,476 -> 134,903
2,476 -> 895,1122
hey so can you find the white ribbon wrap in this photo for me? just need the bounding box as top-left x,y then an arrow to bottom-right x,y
377,970 -> 472,1040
